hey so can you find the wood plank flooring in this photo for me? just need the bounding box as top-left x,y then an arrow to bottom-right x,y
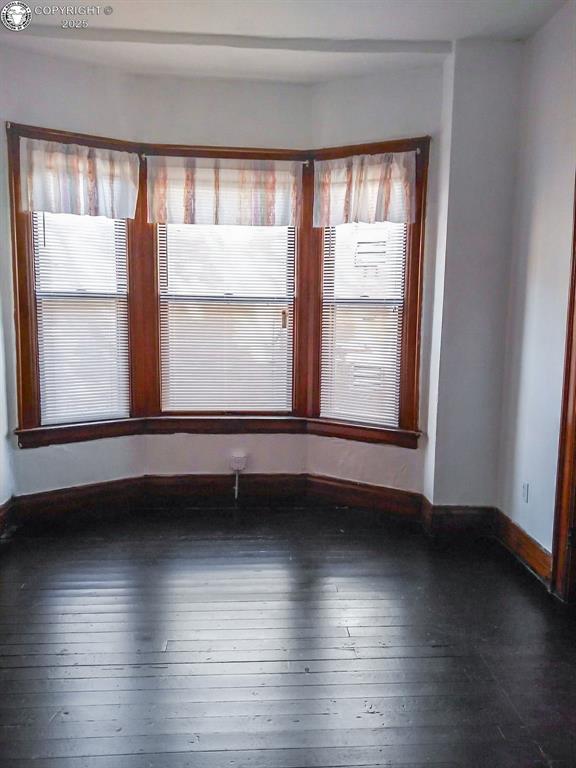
0,505 -> 575,767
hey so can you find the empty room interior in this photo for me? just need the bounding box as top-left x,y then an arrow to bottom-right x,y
1,0 -> 576,765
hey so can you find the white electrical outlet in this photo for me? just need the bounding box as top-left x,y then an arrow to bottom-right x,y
230,451 -> 247,471
522,482 -> 530,504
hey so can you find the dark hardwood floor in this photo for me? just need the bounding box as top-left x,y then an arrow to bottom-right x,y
0,504 -> 576,767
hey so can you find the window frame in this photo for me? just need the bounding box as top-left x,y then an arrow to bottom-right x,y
318,221 -> 409,428
32,211 -> 131,426
7,122 -> 429,449
156,222 -> 297,414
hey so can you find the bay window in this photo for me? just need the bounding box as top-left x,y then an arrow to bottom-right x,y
7,123 -> 428,448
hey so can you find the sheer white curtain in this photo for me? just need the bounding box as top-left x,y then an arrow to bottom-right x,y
146,155 -> 304,226
20,137 -> 140,219
313,151 -> 416,227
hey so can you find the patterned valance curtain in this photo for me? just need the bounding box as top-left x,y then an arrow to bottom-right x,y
313,151 -> 416,227
146,156 -> 304,226
19,138 -> 140,219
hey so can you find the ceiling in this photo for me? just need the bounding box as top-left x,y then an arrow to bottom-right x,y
0,0 -> 565,83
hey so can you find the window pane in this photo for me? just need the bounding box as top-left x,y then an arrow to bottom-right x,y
164,224 -> 293,298
159,224 -> 294,412
162,301 -> 292,411
34,212 -> 126,294
325,222 -> 406,300
32,212 -> 130,425
321,304 -> 403,426
37,297 -> 130,425
321,223 -> 406,427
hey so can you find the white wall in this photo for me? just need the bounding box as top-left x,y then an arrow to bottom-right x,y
432,40 -> 522,506
12,437 -> 147,496
0,45 -> 444,497
499,0 -> 576,551
0,46 -> 315,148
144,435 -> 307,478
307,436 -> 423,491
422,54 -> 455,502
11,434 -> 307,495
314,67 -> 443,147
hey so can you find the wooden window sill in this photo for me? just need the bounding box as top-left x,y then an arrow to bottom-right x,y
305,419 -> 420,448
16,417 -> 420,449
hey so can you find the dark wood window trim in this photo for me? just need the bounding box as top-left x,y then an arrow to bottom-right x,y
7,122 -> 429,450
16,417 -> 418,449
305,419 -> 419,448
552,172 -> 576,602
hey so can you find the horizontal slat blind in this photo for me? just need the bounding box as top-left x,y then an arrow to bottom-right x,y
32,212 -> 130,425
321,222 -> 407,427
158,224 -> 294,411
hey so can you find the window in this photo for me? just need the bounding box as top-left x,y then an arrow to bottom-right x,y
8,124 -> 428,448
32,212 -> 130,425
158,224 -> 295,412
321,222 -> 407,427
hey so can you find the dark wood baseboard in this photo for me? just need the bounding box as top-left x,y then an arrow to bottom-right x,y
494,508 -> 552,583
422,499 -> 496,536
307,474 -> 422,519
142,474 -> 307,508
4,473 -> 553,589
8,474 -> 307,528
422,502 -> 552,584
9,478 -> 141,528
0,497 -> 12,536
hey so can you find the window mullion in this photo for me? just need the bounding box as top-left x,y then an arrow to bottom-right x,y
127,156 -> 161,418
293,160 -> 322,418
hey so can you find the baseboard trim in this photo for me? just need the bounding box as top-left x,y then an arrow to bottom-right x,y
10,477 -> 141,524
422,499 -> 495,536
142,474 -> 307,507
422,502 -> 552,584
307,474 -> 422,519
4,474 -> 552,589
494,509 -> 552,583
8,474 -> 307,526
0,497 -> 12,536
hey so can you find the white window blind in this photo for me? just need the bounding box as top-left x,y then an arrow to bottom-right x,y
320,222 -> 407,427
158,224 -> 294,412
32,212 -> 130,425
